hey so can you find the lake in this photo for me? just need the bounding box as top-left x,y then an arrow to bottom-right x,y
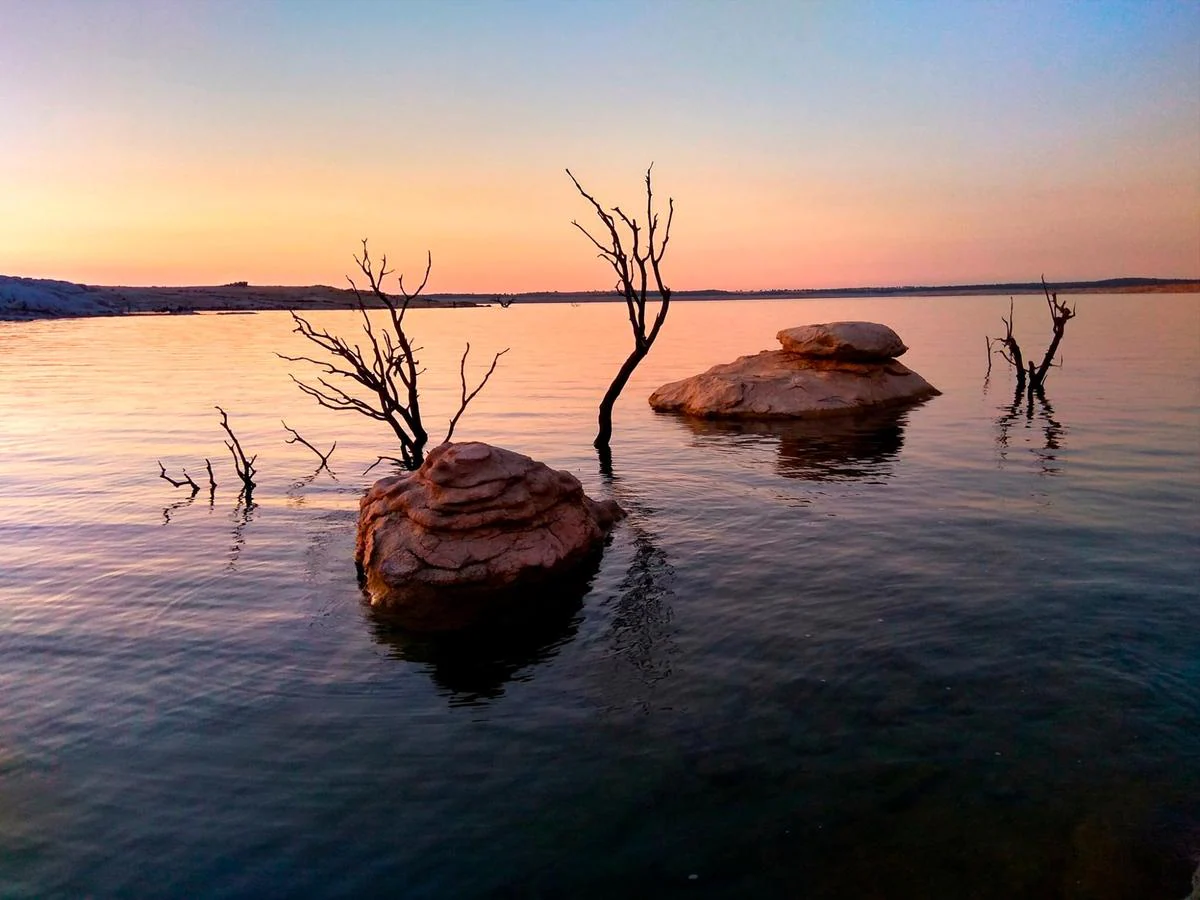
0,294 -> 1197,898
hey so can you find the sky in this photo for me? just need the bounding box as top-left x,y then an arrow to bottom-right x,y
1,0 -> 1197,292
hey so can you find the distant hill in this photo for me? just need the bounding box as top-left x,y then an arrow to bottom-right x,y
2,274 -> 1196,320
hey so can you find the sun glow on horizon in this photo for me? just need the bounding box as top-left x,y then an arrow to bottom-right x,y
1,0 -> 1197,292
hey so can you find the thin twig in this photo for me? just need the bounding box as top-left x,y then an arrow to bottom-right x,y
445,344 -> 509,443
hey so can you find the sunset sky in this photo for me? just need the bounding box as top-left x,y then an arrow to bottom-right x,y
2,0 -> 1197,292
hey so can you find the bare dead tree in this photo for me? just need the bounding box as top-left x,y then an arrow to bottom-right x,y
282,420 -> 336,472
567,165 -> 674,452
988,277 -> 1075,396
278,240 -> 506,470
217,406 -> 257,499
1029,277 -> 1076,390
158,461 -> 200,495
988,298 -> 1027,393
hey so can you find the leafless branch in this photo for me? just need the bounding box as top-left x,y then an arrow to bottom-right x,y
363,455 -> 408,475
158,461 -> 200,495
216,406 -> 257,498
445,344 -> 510,443
282,420 -> 336,472
567,165 -> 675,451
986,279 -> 1077,398
279,240 -> 503,470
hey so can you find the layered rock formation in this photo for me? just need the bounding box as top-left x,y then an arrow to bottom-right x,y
355,442 -> 623,630
649,321 -> 939,418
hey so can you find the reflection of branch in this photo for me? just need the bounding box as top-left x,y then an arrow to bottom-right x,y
226,498 -> 256,569
993,384 -> 1067,476
161,494 -> 196,525
282,420 -> 336,472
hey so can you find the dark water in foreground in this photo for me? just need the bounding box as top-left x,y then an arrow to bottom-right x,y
0,295 -> 1197,898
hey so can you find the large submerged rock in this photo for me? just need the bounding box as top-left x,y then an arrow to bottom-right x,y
649,321 -> 939,418
355,442 -> 623,630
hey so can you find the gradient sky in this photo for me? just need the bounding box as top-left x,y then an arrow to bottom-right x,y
2,0 -> 1197,291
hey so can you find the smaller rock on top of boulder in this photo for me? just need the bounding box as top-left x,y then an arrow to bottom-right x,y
777,321 -> 907,360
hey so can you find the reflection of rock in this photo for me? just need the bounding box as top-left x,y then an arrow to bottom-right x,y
649,321 -> 939,418
365,559 -> 594,702
355,442 -> 623,630
674,405 -> 915,481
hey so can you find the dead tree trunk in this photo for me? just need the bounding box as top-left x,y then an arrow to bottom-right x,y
987,277 -> 1075,398
1029,278 -> 1075,391
567,166 -> 674,452
278,240 -> 505,470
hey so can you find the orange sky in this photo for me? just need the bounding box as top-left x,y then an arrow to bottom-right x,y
2,1 -> 1197,292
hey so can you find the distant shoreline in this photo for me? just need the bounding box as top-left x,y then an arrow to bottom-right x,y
1,275 -> 1196,321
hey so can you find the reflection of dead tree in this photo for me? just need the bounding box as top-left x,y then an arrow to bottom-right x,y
988,277 -> 1076,395
226,498 -> 255,569
217,406 -> 257,499
994,381 -> 1067,476
282,420 -> 335,473
596,470 -> 677,703
279,240 -> 506,470
158,461 -> 200,496
161,494 -> 196,525
567,165 -> 674,453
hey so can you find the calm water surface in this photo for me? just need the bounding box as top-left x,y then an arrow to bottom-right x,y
0,295 -> 1197,898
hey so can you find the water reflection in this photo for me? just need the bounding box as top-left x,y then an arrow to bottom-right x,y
992,383 -> 1067,475
597,469 -> 678,707
226,499 -> 256,569
668,406 -> 917,482
364,555 -> 599,705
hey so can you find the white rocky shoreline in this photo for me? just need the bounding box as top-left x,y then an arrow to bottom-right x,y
0,275 -> 461,321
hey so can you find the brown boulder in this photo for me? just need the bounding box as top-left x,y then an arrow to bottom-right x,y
649,322 -> 938,419
355,442 -> 623,630
776,321 -> 908,359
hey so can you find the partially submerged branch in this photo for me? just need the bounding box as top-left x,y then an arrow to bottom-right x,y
158,461 -> 200,495
987,277 -> 1075,396
217,406 -> 257,498
1030,276 -> 1075,389
282,420 -> 336,472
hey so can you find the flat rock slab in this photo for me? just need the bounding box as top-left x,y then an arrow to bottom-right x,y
777,321 -> 908,359
355,442 -> 623,630
649,350 -> 940,418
